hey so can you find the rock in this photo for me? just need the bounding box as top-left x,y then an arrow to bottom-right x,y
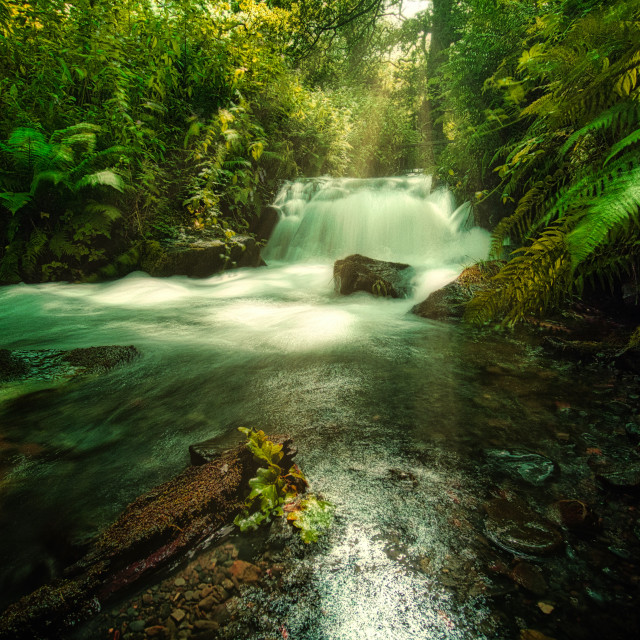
210,603 -> 231,626
551,500 -> 599,532
130,619 -> 146,632
0,349 -> 30,382
198,596 -> 215,611
145,626 -> 167,637
485,449 -> 556,486
139,234 -> 262,278
333,254 -> 414,298
248,205 -> 280,242
184,590 -> 196,601
174,577 -> 186,588
484,497 -> 563,557
63,345 -> 140,372
0,345 -> 140,385
170,609 -> 186,624
228,560 -> 261,584
411,261 -> 503,321
142,593 -> 154,605
510,562 -> 548,595
209,585 -> 229,603
194,620 -> 219,631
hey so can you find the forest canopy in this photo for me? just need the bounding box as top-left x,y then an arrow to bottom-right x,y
1,0 -> 638,328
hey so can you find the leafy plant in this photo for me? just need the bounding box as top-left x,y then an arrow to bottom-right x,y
0,124 -> 125,282
234,427 -> 334,543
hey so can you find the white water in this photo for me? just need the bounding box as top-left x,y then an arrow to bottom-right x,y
263,175 -> 490,303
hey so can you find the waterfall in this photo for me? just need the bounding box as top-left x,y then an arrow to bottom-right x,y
262,175 -> 490,269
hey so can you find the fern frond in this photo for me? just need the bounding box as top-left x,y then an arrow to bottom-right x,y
560,102 -> 639,156
0,191 -> 32,215
23,228 -> 48,274
566,167 -> 640,268
605,128 -> 640,165
6,128 -> 50,172
75,170 -> 124,192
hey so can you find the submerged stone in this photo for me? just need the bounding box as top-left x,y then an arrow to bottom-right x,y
510,562 -> 548,595
333,254 -> 414,298
551,500 -> 599,532
485,449 -> 556,486
484,497 -> 563,558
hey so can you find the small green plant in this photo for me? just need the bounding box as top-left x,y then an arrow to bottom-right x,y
234,427 -> 334,543
371,278 -> 388,297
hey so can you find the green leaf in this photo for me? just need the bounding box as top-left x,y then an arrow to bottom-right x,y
287,496 -> 334,544
75,170 -> 124,192
0,191 -> 32,214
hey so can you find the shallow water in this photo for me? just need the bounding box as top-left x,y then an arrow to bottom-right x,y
1,177 -> 639,639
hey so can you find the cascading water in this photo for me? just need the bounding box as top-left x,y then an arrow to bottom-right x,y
0,177 -> 635,640
261,175 -> 490,302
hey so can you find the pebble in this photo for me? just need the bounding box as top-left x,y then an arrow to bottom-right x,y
145,626 -> 166,638
170,609 -> 186,624
130,619 -> 146,632
174,577 -> 186,587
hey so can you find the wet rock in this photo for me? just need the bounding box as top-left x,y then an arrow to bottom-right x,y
484,497 -> 563,557
198,595 -> 215,611
411,261 -> 503,321
248,205 -> 280,243
174,577 -> 186,587
140,234 -> 262,278
485,449 -> 556,486
63,345 -> 140,372
333,254 -> 414,298
229,560 -> 261,584
0,349 -> 30,382
551,500 -> 599,532
145,626 -> 167,638
411,281 -> 472,320
510,562 -> 548,595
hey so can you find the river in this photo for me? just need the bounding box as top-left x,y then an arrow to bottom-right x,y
0,176 -> 638,639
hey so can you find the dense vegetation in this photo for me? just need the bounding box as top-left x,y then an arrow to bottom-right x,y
0,0 -> 422,284
1,0 -> 638,326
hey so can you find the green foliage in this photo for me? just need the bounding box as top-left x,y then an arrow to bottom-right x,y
1,0 -> 396,279
285,495 -> 334,544
233,427 -> 333,543
0,123 -> 125,282
437,0 -> 640,324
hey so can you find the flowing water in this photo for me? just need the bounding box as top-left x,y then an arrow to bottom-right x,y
0,176 -> 639,639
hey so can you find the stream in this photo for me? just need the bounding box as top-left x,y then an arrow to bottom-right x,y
1,175 -> 639,639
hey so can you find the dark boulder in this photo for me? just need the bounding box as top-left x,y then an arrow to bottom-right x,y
140,234 -> 262,278
63,346 -> 139,373
411,260 -> 504,321
0,349 -> 30,382
333,254 -> 414,298
248,205 -> 280,243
